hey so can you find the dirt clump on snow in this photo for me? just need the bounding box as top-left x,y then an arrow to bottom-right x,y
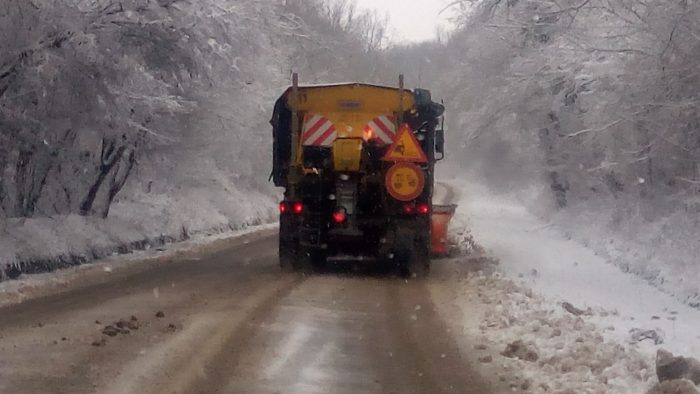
655,349 -> 700,385
115,316 -> 141,331
478,355 -> 493,363
163,323 -> 181,333
501,340 -> 539,362
630,328 -> 665,345
101,325 -> 123,337
647,379 -> 699,394
443,271 -> 655,393
561,301 -> 592,316
100,316 -> 143,338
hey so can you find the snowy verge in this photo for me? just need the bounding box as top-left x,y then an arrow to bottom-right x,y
449,180 -> 700,361
429,179 -> 700,392
541,197 -> 700,309
430,260 -> 654,393
502,181 -> 700,311
0,222 -> 278,309
0,187 -> 278,281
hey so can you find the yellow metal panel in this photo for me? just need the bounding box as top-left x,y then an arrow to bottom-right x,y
289,84 -> 415,113
333,138 -> 363,172
325,112 -> 366,140
289,84 -> 415,170
289,84 -> 415,141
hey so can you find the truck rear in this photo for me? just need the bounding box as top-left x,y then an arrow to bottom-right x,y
270,75 -> 446,277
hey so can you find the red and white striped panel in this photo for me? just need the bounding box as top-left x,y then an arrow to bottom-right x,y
366,115 -> 397,145
302,114 -> 337,147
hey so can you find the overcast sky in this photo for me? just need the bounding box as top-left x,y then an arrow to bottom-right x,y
354,0 -> 454,43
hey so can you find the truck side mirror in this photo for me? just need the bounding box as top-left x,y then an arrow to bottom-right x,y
414,89 -> 432,107
435,128 -> 445,160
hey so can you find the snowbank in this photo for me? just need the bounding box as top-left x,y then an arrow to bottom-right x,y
0,221 -> 278,308
450,180 -> 700,361
0,186 -> 278,280
543,197 -> 700,309
428,180 -> 700,392
0,0 -> 360,282
432,266 -> 654,393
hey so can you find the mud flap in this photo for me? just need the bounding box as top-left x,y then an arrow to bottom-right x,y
298,248 -> 327,274
279,234 -> 297,272
395,228 -> 431,279
279,216 -> 298,272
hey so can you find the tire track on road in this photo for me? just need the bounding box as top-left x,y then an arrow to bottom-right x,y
103,273 -> 306,394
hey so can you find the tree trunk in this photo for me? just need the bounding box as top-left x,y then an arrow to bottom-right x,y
14,149 -> 32,217
101,150 -> 136,218
25,155 -> 54,217
0,151 -> 6,214
80,139 -> 126,216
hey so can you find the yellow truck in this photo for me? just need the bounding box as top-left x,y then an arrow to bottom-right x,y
270,75 -> 446,277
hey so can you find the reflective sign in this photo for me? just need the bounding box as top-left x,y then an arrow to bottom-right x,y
302,114 -> 337,147
365,115 -> 396,145
385,162 -> 425,202
382,124 -> 428,163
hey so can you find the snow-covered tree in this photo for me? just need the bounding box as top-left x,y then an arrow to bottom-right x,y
0,0 -> 390,220
438,0 -> 700,211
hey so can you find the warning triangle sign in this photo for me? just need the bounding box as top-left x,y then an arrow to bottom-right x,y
382,124 -> 429,163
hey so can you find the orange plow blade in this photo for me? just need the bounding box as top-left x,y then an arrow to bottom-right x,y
431,204 -> 458,257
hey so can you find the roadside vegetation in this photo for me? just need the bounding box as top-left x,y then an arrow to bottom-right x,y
412,0 -> 700,307
0,0 -> 389,277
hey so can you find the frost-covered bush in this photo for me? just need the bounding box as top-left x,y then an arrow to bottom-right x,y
439,0 -> 700,207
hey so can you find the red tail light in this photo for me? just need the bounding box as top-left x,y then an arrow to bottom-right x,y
332,211 -> 347,224
292,202 -> 304,215
279,202 -> 289,214
417,204 -> 430,215
402,203 -> 429,215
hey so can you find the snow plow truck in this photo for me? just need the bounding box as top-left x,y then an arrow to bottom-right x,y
270,74 -> 452,277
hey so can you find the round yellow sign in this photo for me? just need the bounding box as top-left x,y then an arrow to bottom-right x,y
385,162 -> 425,202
